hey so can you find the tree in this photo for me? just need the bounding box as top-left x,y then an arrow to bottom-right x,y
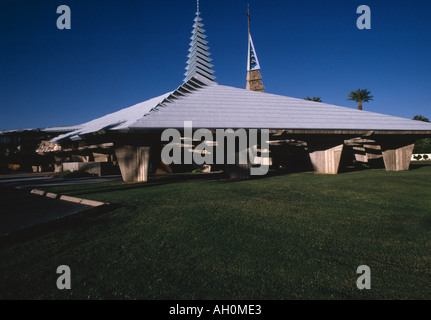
413,115 -> 430,123
412,115 -> 431,153
414,138 -> 431,153
347,89 -> 373,110
304,96 -> 322,103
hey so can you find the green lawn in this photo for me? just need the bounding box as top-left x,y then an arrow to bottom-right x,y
1,164 -> 430,300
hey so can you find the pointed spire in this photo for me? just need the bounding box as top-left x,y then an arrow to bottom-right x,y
184,0 -> 216,83
248,34 -> 261,71
246,4 -> 264,92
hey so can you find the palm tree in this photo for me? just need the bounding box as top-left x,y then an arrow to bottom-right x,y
304,96 -> 322,103
413,115 -> 430,123
347,89 -> 373,110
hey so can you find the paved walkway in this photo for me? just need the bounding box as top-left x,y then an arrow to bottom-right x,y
0,173 -> 121,236
0,186 -> 93,236
0,173 -> 121,188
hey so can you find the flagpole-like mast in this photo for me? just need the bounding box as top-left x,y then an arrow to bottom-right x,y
246,4 -> 265,92
247,4 -> 250,36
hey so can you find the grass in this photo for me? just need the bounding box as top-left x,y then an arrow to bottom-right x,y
0,164 -> 430,300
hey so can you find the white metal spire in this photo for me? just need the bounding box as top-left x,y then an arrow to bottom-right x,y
184,0 -> 216,83
248,34 -> 261,71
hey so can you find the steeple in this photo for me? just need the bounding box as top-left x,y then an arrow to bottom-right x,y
246,5 -> 264,92
184,0 -> 216,83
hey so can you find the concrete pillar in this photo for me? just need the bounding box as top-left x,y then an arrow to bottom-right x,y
378,140 -> 415,171
115,146 -> 151,182
309,144 -> 344,174
54,156 -> 66,172
224,149 -> 251,179
224,144 -> 253,179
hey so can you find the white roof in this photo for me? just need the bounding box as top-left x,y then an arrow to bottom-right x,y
52,92 -> 171,142
53,75 -> 431,142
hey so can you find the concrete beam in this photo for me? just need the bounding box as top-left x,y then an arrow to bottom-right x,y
93,152 -> 110,162
115,146 -> 151,182
344,138 -> 383,164
309,144 -> 344,174
364,142 -> 383,161
71,154 -> 89,162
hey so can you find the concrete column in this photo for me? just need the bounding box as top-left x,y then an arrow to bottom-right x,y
54,156 -> 67,172
379,141 -> 415,171
224,150 -> 251,179
309,144 -> 344,174
115,146 -> 151,182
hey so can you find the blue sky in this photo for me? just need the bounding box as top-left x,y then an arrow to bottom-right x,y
1,0 -> 430,130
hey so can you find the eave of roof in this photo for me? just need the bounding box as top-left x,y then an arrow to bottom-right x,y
0,125 -> 81,136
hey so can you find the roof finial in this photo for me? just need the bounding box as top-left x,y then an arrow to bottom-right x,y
197,0 -> 200,15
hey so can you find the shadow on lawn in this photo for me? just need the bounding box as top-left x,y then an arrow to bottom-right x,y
0,203 -> 121,246
54,169 -> 316,193
47,172 -> 230,197
410,162 -> 431,170
42,162 -> 431,196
